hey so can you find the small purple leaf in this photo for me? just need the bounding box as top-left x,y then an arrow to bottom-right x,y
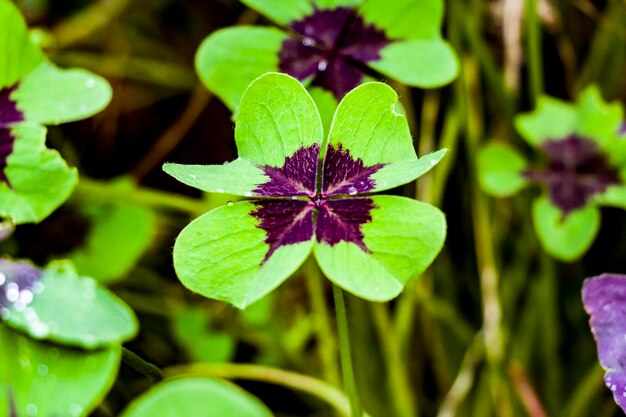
0,259 -> 42,316
251,199 -> 315,263
253,144 -> 319,198
523,135 -> 621,214
582,273 -> 626,413
279,7 -> 391,99
0,85 -> 24,186
322,144 -> 384,197
316,198 -> 376,251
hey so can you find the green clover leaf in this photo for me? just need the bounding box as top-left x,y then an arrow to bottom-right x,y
0,0 -> 112,224
195,0 -> 459,119
164,73 -> 447,308
477,85 -> 626,261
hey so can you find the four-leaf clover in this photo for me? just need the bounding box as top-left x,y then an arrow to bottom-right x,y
164,73 -> 447,308
477,86 -> 626,261
195,0 -> 459,117
0,0 -> 111,224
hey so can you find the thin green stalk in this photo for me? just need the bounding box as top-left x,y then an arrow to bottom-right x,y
165,363 -> 365,417
332,285 -> 363,417
436,334 -> 484,417
371,303 -> 418,417
122,347 -> 164,382
561,365 -> 604,417
525,0 -> 544,105
304,258 -> 341,386
72,177 -> 210,215
460,51 -> 512,416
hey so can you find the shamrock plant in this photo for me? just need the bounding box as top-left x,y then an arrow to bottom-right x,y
0,258 -> 138,416
477,86 -> 626,261
196,0 -> 458,117
0,0 -> 111,224
164,73 -> 447,309
582,274 -> 626,414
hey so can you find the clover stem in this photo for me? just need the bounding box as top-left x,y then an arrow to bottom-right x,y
164,363 -> 361,417
304,258 -> 341,386
525,0 -> 544,106
371,303 -> 418,417
332,284 -> 363,417
121,347 -> 164,382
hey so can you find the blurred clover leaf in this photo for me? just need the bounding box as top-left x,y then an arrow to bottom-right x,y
120,377 -> 274,417
477,86 -> 626,261
164,73 -> 447,309
0,258 -> 138,349
68,179 -> 157,283
0,324 -> 121,417
0,0 -> 112,224
195,0 -> 458,118
582,274 -> 626,414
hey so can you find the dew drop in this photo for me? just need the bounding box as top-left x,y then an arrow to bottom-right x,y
302,37 -> 315,46
69,404 -> 83,417
85,78 -> 96,88
0,272 -> 5,286
318,59 -> 328,71
30,321 -> 50,338
19,289 -> 34,305
25,403 -> 38,416
348,187 -> 357,195
79,104 -> 87,113
216,188 -> 224,193
430,159 -> 438,166
226,201 -> 234,207
32,282 -> 45,294
243,191 -> 253,197
189,174 -> 197,179
6,282 -> 19,302
382,182 -> 388,187
291,196 -> 298,200
37,363 -> 49,376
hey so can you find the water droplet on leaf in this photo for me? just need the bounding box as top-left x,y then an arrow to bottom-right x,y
216,188 -> 224,193
291,196 -> 298,200
430,159 -> 438,166
226,201 -> 234,207
243,191 -> 253,197
37,363 -> 49,376
348,187 -> 357,195
69,404 -> 83,417
318,59 -> 328,71
86,78 -> 96,88
189,174 -> 197,179
25,404 -> 38,416
302,37 -> 315,46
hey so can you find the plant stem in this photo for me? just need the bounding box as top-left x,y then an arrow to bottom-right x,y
332,285 -> 363,417
371,303 -> 418,417
72,177 -> 210,215
525,0 -> 544,105
304,258 -> 341,386
164,363 -> 367,417
121,347 -> 164,382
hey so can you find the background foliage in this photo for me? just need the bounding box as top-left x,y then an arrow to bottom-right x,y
2,0 -> 626,416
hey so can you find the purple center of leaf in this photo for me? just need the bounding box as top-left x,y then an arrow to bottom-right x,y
0,259 -> 42,313
278,7 -> 391,99
0,85 -> 23,187
250,144 -> 385,262
522,135 -> 621,214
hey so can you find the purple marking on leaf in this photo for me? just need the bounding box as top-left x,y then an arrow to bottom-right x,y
251,199 -> 315,263
620,122 -> 626,135
315,198 -> 376,251
322,144 -> 385,197
523,135 -> 621,214
279,7 -> 391,99
0,259 -> 42,314
582,274 -> 626,413
253,144 -> 320,198
0,85 -> 24,186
